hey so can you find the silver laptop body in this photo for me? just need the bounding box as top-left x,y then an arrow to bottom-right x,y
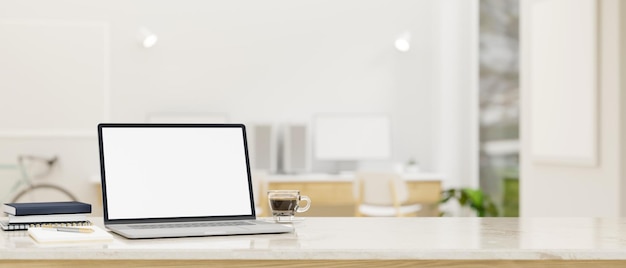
98,123 -> 293,239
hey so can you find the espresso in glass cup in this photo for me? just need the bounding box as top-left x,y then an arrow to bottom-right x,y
267,190 -> 311,222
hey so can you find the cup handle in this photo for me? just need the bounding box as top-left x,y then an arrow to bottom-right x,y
297,195 -> 311,213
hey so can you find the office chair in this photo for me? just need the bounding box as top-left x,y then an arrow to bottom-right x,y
354,172 -> 421,217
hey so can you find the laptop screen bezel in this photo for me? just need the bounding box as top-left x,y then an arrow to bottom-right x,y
98,123 -> 257,225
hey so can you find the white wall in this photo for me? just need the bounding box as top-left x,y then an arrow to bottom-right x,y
0,0 -> 477,212
435,0 -> 479,189
521,0 -> 626,217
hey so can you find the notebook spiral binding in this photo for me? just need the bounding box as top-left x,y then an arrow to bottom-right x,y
1,221 -> 92,231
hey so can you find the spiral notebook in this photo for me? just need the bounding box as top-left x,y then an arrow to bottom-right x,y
0,220 -> 92,231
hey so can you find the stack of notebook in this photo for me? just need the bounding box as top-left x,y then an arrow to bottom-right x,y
1,201 -> 92,231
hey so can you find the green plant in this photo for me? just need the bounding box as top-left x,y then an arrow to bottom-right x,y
440,188 -> 499,217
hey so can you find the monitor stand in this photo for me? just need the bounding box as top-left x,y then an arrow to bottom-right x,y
333,161 -> 357,175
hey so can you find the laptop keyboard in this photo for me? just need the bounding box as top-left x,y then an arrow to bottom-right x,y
130,221 -> 254,229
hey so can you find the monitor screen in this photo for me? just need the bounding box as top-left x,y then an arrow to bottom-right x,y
313,115 -> 391,160
99,124 -> 253,220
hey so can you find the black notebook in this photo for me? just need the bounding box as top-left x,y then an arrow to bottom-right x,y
3,201 -> 91,216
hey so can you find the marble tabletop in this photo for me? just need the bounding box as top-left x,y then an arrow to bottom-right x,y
2,217 -> 626,260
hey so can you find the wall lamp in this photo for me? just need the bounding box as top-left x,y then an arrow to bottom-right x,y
139,27 -> 158,48
394,31 -> 411,52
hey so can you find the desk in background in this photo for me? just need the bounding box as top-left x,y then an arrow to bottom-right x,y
260,173 -> 443,217
2,217 -> 626,268
90,172 -> 443,217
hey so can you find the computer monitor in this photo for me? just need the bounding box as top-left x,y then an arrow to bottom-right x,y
313,114 -> 391,161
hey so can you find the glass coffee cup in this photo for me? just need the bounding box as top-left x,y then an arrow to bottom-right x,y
267,190 -> 311,222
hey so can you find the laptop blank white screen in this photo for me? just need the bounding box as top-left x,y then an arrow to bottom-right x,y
101,126 -> 253,220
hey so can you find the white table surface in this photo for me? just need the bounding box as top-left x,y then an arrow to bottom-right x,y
2,217 -> 626,260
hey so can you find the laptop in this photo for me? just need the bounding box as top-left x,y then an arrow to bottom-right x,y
97,123 -> 293,239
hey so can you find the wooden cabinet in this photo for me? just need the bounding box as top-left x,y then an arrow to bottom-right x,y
405,181 -> 441,216
405,181 -> 441,203
259,175 -> 442,217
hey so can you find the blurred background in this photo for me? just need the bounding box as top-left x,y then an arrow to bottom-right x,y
0,0 -> 520,217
